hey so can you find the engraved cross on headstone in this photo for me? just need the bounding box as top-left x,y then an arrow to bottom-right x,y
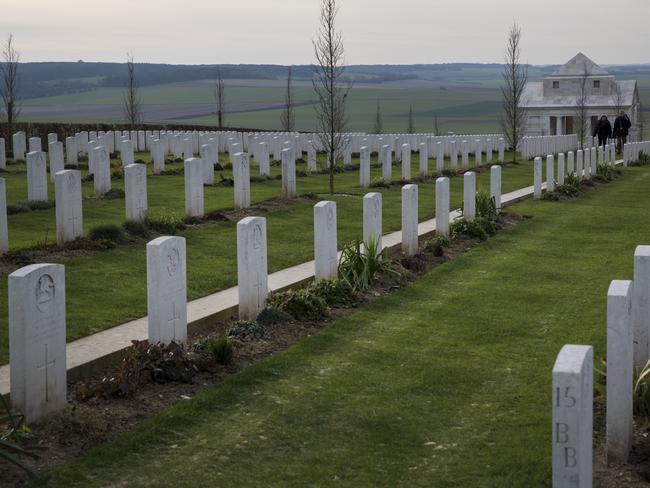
36,343 -> 56,402
167,302 -> 181,340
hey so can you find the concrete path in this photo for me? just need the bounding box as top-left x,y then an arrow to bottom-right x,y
0,180 -> 548,397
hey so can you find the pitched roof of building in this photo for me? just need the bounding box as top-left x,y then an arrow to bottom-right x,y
551,52 -> 610,77
520,79 -> 637,108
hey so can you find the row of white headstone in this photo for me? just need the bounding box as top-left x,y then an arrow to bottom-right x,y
552,245 -> 650,487
7,167 -> 504,422
520,135 -> 579,160
624,140 -> 650,164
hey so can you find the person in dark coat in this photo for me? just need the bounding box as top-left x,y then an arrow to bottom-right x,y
593,115 -> 612,148
613,110 -> 632,153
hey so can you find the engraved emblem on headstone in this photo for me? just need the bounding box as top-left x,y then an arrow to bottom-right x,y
253,224 -> 263,250
327,207 -> 334,230
167,248 -> 180,277
36,274 -> 55,312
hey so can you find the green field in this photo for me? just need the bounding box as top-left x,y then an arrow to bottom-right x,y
38,164 -> 650,487
0,151 -> 527,365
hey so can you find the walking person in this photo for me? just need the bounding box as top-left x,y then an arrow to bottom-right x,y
613,110 -> 632,154
593,115 -> 612,148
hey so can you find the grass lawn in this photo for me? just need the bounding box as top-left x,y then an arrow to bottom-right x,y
0,151 -> 529,365
37,166 -> 650,487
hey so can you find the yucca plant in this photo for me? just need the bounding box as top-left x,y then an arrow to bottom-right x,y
338,237 -> 398,291
634,359 -> 650,418
0,395 -> 38,478
475,190 -> 497,221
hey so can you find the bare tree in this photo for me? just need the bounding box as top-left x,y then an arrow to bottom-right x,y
373,100 -> 383,134
407,104 -> 415,134
122,53 -> 142,129
499,23 -> 528,163
612,82 -> 625,114
574,68 -> 591,149
280,66 -> 295,132
313,0 -> 350,195
1,34 -> 20,153
433,115 -> 440,136
214,66 -> 226,129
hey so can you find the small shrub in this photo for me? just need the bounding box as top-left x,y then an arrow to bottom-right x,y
441,169 -> 457,177
174,157 -> 183,163
222,162 -> 233,170
208,337 -> 235,366
267,288 -> 328,321
638,151 -> 650,165
217,174 -> 234,187
227,321 -> 271,342
475,190 -> 497,221
425,235 -> 450,257
111,167 -> 124,179
634,359 -> 650,417
595,163 -> 614,181
160,167 -> 184,176
214,162 -> 224,171
451,217 -> 488,241
250,175 -> 271,183
147,211 -> 186,234
555,183 -> 580,198
369,177 -> 390,188
309,279 -> 357,307
88,224 -> 126,243
102,188 -> 125,200
123,219 -> 150,237
564,172 -> 581,189
338,237 -> 398,292
25,200 -> 54,211
134,158 -> 145,164
6,203 -> 30,215
256,307 -> 292,326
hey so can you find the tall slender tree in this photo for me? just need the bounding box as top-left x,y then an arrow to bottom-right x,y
214,66 -> 226,129
407,104 -> 415,133
433,116 -> 440,136
280,66 -> 295,131
499,22 -> 528,163
313,0 -> 350,195
122,53 -> 142,129
1,34 -> 20,153
574,68 -> 591,149
373,100 -> 383,134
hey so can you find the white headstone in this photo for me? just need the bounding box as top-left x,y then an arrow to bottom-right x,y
281,148 -> 296,198
147,236 -> 187,344
0,178 -> 8,253
184,158 -> 204,217
546,155 -> 555,192
125,163 -> 148,222
401,144 -> 411,181
233,152 -> 251,210
9,263 -> 67,422
435,177 -> 450,237
200,144 -> 216,185
461,140 -> 469,169
307,145 -> 317,173
121,139 -> 134,166
0,138 -> 5,169
54,170 -> 83,245
92,146 -> 111,196
65,137 -> 77,167
382,145 -> 392,182
401,184 -> 418,256
534,157 -> 542,200
359,146 -> 370,188
237,216 -> 268,321
475,139 -> 482,167
152,139 -> 165,175
436,141 -> 445,173
363,192 -> 382,254
606,279 -> 633,464
48,142 -> 64,182
558,153 -> 565,186
576,150 -> 584,180
633,246 -> 650,368
464,171 -> 476,219
491,165 -> 502,212
567,151 -> 575,176
314,201 -> 338,280
29,137 -> 42,153
552,344 -> 593,488
259,142 -> 271,176
498,138 -> 505,162
27,151 -> 48,202
419,142 -> 428,177
13,132 -> 26,161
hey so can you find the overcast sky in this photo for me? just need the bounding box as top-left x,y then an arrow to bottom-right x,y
2,0 -> 648,65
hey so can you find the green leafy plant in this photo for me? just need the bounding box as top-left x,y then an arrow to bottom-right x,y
256,308 -> 292,326
475,190 -> 497,221
638,151 -> 650,165
450,217 -> 491,241
338,237 -> 397,292
208,337 -> 235,366
595,163 -> 614,181
146,211 -> 186,234
425,235 -> 450,257
227,321 -> 271,342
0,395 -> 38,479
123,219 -> 150,238
267,288 -> 328,321
309,279 -> 358,307
88,224 -> 126,244
102,188 -> 125,200
634,359 -> 650,418
369,177 -> 390,188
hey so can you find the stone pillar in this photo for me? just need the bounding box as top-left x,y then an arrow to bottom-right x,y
359,146 -> 370,188
13,132 -> 26,161
27,151 -> 48,202
463,171 -> 476,219
314,201 -> 338,280
546,155 -> 555,192
124,163 -> 148,222
401,144 -> 411,181
184,158 -> 204,217
555,116 -> 563,136
461,140 -> 469,169
607,280 -> 633,464
237,216 -> 268,321
9,263 -> 67,423
490,165 -> 502,213
147,236 -> 187,344
0,178 -> 6,253
552,345 -> 593,488
534,157 -> 542,199
92,146 -> 111,196
401,184 -> 418,256
436,141 -> 444,173
54,170 -> 83,245
435,177 -> 450,237
281,147 -> 296,198
363,192 -> 382,254
419,142 -> 428,177
233,152 -> 251,210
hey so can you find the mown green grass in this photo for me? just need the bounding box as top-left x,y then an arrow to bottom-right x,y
37,166 -> 650,487
0,151 -> 530,365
